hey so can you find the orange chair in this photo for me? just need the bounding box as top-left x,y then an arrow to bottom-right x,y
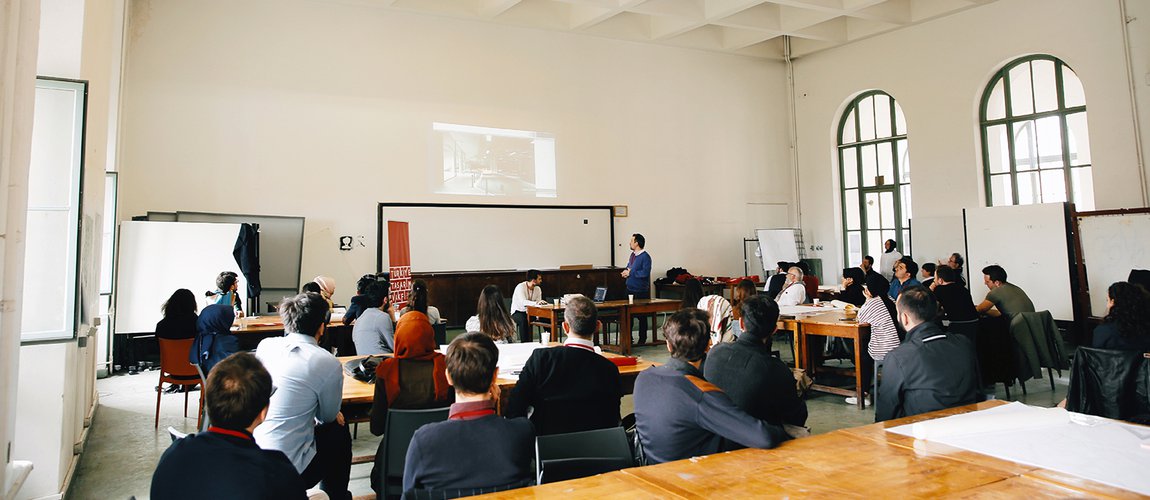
155,338 -> 205,429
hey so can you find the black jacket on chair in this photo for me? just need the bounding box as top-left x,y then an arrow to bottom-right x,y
1065,346 -> 1150,423
505,344 -> 623,436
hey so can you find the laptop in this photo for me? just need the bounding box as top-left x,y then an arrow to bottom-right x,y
593,287 -> 607,303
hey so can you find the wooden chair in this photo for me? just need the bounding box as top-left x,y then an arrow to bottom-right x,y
155,338 -> 204,429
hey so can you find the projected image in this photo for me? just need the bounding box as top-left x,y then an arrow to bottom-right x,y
432,123 -> 556,198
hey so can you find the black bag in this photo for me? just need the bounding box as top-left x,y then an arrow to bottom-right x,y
342,355 -> 384,383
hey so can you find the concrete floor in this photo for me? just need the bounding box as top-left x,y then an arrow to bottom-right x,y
67,332 -> 1069,499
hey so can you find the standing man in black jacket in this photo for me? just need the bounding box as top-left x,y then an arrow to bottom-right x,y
704,296 -> 808,434
505,295 -> 622,435
876,286 -> 981,422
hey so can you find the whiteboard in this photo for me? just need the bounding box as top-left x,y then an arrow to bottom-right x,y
115,221 -> 245,334
1077,212 -> 1150,316
175,211 -> 304,289
964,203 -> 1073,321
910,214 -> 967,282
756,229 -> 800,274
379,205 -> 613,272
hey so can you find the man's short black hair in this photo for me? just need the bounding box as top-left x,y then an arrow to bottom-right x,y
935,266 -> 959,283
795,260 -> 810,275
739,295 -> 779,339
526,269 -> 541,281
279,292 -> 329,336
663,308 -> 710,362
205,352 -> 272,430
982,264 -> 1007,283
899,257 -> 919,278
300,281 -> 321,294
922,262 -> 936,275
632,233 -> 645,249
951,252 -> 965,267
446,332 -> 499,395
356,274 -> 377,295
216,271 -> 238,291
896,285 -> 938,324
364,281 -> 389,309
563,295 -> 598,336
863,255 -> 874,265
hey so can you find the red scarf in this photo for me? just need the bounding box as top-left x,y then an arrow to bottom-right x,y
375,311 -> 449,405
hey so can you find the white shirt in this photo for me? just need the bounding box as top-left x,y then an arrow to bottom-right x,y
510,280 -> 542,313
879,251 -> 903,280
776,282 -> 807,307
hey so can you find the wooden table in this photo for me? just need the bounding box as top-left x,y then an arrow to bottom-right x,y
526,299 -> 681,356
231,314 -> 353,352
775,308 -> 870,409
478,401 -> 1144,499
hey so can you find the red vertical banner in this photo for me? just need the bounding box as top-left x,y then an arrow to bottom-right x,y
387,221 -> 412,310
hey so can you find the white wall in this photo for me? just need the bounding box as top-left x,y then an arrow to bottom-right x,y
792,0 -> 1150,278
117,0 -> 794,305
13,0 -> 117,497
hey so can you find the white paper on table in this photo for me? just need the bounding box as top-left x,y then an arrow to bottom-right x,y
887,402 -> 1150,495
779,305 -> 831,316
496,342 -> 545,377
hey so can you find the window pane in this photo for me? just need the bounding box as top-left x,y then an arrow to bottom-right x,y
1062,65 -> 1086,108
894,102 -> 907,135
1066,112 -> 1091,166
1017,171 -> 1041,205
1040,170 -> 1067,203
1013,120 -> 1037,171
865,192 -> 880,229
990,174 -> 1013,206
859,96 -> 876,141
1009,62 -> 1035,116
28,86 -> 80,208
867,230 -> 883,259
985,79 -> 1006,120
901,184 -> 912,225
1071,167 -> 1095,210
1036,116 -> 1064,170
985,124 -> 1009,173
1032,59 -> 1058,113
879,191 -> 896,230
847,231 -> 862,267
874,93 -> 892,138
845,189 -> 860,230
901,230 -> 911,258
878,141 -> 894,184
861,144 -> 877,187
842,149 -> 858,189
22,210 -> 72,335
841,110 -> 857,144
897,139 -> 910,183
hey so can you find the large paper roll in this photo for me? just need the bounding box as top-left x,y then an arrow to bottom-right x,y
911,403 -> 1071,440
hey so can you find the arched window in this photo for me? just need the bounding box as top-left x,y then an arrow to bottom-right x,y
838,91 -> 910,268
980,55 -> 1093,209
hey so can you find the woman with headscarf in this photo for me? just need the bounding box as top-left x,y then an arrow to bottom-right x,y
840,268 -> 867,307
369,309 -> 451,493
188,304 -> 238,375
156,289 -> 198,340
313,275 -> 337,310
846,273 -> 903,405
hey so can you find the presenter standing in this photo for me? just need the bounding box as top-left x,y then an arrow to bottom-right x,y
510,270 -> 545,343
622,234 -> 653,344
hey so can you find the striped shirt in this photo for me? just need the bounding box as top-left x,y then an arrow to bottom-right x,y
859,297 -> 900,360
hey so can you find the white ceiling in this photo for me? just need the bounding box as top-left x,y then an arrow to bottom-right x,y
370,0 -> 998,59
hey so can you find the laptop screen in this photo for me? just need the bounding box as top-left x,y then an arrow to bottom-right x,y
593,287 -> 607,302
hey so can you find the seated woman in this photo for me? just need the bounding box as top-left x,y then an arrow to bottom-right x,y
729,279 -> 758,339
681,278 -> 705,309
370,309 -> 452,494
400,280 -> 442,325
465,285 -> 517,343
352,281 -> 395,355
156,289 -> 198,340
1093,281 -> 1150,352
840,268 -> 866,307
313,275 -> 337,311
847,274 -> 903,405
189,304 -> 238,375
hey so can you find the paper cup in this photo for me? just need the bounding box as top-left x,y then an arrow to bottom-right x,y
628,294 -> 634,304
542,330 -> 551,345
553,298 -> 560,308
813,298 -> 821,306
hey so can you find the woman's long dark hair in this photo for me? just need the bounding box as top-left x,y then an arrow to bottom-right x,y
163,288 -> 198,317
732,279 -> 758,320
682,278 -> 705,308
1105,281 -> 1150,339
865,273 -> 904,340
411,280 -> 429,313
476,285 -> 515,342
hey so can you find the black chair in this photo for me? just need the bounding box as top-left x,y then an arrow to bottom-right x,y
535,426 -> 634,484
373,407 -> 450,499
1065,346 -> 1150,423
403,478 -> 536,499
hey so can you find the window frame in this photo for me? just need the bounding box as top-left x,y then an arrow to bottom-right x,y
979,54 -> 1090,207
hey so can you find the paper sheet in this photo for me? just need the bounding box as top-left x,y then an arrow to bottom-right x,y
887,402 -> 1150,495
779,305 -> 833,316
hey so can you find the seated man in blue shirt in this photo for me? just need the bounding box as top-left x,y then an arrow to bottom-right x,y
254,293 -> 351,500
151,352 -> 308,499
888,257 -> 921,300
634,309 -> 790,464
403,332 -> 535,494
